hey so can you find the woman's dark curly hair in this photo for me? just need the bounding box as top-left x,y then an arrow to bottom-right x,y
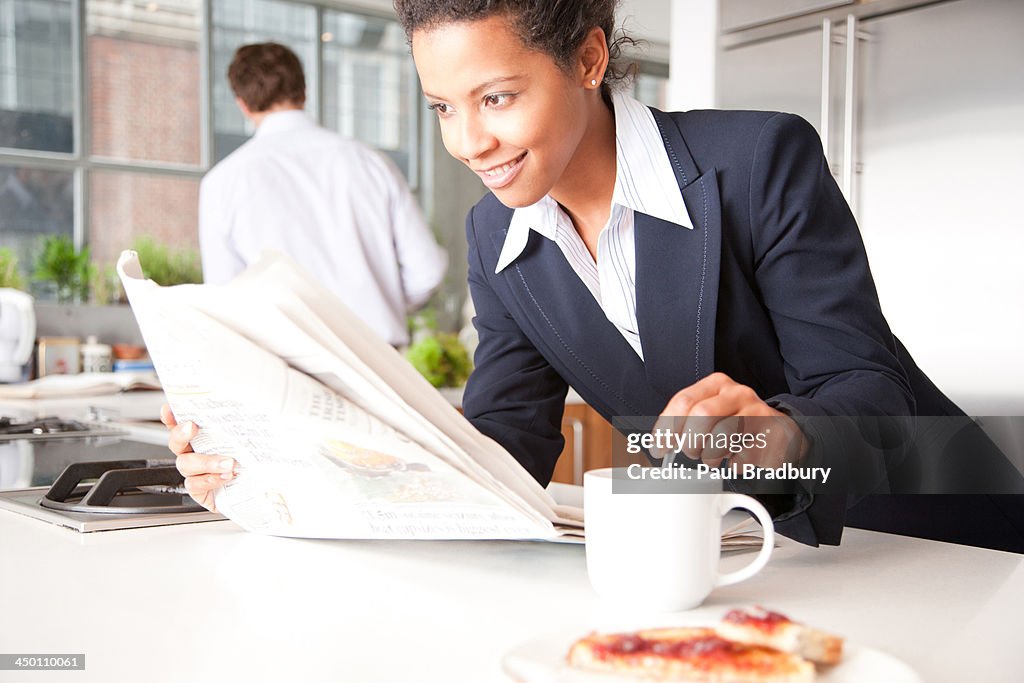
393,0 -> 637,89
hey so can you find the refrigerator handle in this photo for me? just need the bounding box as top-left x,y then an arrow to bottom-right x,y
820,17 -> 832,172
842,14 -> 858,210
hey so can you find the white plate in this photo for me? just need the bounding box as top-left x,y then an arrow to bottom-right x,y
502,622 -> 921,683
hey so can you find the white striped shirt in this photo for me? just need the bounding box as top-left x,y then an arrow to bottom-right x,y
494,92 -> 693,359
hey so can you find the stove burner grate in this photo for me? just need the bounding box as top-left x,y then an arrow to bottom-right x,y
40,460 -> 204,514
0,415 -> 125,441
0,415 -> 96,435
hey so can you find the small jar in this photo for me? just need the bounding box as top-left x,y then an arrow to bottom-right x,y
37,337 -> 80,376
81,335 -> 113,373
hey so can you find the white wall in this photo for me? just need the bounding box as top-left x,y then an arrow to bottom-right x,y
666,0 -> 718,111
618,0 -> 672,50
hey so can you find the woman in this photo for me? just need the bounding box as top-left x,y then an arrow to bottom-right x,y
169,0 -> 1020,549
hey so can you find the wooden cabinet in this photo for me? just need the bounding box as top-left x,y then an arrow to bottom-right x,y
549,403 -> 613,486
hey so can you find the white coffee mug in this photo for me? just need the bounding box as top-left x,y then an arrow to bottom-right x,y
584,467 -> 775,611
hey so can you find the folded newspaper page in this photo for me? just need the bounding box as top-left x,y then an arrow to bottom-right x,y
117,250 -> 583,540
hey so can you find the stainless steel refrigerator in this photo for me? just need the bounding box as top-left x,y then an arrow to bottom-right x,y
716,0 -> 1024,422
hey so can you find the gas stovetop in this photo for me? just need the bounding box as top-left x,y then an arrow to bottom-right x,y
0,423 -> 223,531
0,415 -> 125,441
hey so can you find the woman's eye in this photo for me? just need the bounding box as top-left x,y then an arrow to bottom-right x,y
427,102 -> 451,116
484,93 -> 512,107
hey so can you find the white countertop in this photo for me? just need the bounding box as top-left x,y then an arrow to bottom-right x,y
1,507 -> 1021,682
0,385 -> 587,426
0,386 -> 590,454
0,390 -> 168,423
1,390 -> 1021,681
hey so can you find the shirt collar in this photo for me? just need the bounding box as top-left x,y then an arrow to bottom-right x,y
254,109 -> 316,138
495,91 -> 693,274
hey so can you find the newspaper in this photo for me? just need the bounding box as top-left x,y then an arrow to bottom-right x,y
117,250 -> 582,540
116,250 -> 768,550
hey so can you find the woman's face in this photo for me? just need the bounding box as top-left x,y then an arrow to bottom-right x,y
412,15 -> 590,208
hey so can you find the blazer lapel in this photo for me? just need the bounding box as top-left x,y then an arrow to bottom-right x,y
490,229 -> 665,417
635,109 -> 722,399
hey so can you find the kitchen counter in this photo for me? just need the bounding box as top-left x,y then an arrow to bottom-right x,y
0,506 -> 1021,682
0,391 -> 170,451
0,386 -> 586,431
0,390 -> 168,427
0,385 -> 597,476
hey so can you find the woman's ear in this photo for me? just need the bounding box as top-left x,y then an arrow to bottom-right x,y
577,26 -> 610,89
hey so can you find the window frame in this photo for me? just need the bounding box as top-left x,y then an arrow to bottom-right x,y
0,0 -> 421,254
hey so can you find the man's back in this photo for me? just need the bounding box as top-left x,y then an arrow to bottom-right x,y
199,110 -> 447,346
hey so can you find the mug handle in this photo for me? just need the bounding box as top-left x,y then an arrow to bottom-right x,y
714,493 -> 775,588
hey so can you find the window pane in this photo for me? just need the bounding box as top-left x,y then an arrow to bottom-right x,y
211,0 -> 317,162
0,164 -> 74,279
323,11 -> 416,181
88,171 -> 199,269
86,0 -> 201,165
0,0 -> 74,153
633,72 -> 668,110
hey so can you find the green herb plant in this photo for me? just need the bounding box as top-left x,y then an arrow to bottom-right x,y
0,248 -> 25,290
90,265 -> 125,306
131,236 -> 202,286
406,331 -> 473,388
32,236 -> 94,303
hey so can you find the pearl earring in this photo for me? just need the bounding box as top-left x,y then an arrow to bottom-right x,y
591,79 -> 598,86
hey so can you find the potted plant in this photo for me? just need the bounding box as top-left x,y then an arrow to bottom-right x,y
32,236 -> 93,304
405,311 -> 473,388
0,248 -> 25,290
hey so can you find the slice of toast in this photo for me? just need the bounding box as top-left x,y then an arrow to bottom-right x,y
715,607 -> 843,665
567,626 -> 816,682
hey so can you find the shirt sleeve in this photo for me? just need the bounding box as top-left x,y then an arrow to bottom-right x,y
198,169 -> 246,285
376,154 -> 448,311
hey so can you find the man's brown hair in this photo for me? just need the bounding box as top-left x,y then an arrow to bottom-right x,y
228,42 -> 306,112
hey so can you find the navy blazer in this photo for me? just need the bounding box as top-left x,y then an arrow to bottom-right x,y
460,108 -> 1018,548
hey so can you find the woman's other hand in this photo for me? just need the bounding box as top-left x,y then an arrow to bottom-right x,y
160,404 -> 235,512
657,373 -> 807,469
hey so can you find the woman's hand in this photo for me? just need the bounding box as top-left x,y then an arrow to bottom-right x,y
160,404 -> 235,512
657,373 -> 807,469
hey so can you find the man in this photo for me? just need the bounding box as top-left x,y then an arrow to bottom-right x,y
199,42 -> 447,347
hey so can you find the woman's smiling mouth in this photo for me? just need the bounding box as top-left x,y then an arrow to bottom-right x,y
475,151 -> 527,189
